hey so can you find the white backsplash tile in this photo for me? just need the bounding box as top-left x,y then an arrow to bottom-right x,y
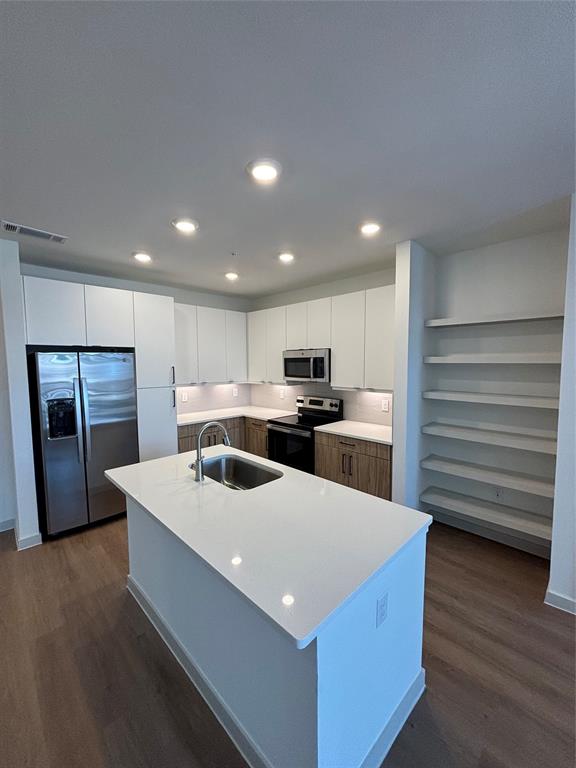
249,383 -> 393,426
176,383 -> 251,415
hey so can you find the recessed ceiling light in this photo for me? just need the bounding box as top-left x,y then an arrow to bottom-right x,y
282,594 -> 295,607
247,159 -> 281,185
231,556 -> 242,566
171,218 -> 198,235
278,252 -> 294,264
225,272 -> 239,281
133,251 -> 152,263
360,221 -> 381,237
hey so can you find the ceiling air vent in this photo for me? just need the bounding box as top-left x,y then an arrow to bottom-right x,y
0,220 -> 68,244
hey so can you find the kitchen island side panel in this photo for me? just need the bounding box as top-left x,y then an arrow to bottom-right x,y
126,499 -> 318,768
316,530 -> 428,768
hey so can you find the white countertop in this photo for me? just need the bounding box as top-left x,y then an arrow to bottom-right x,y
315,420 -> 393,445
178,406 -> 296,426
106,446 -> 429,649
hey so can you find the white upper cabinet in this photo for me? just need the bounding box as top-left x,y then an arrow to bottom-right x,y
85,285 -> 134,347
174,303 -> 199,385
197,306 -> 227,382
266,306 -> 287,383
24,276 -> 87,346
286,302 -> 308,349
226,310 -> 248,382
136,386 -> 177,461
330,291 -> 366,388
248,310 -> 267,382
307,297 -> 331,348
134,292 -> 175,388
364,285 -> 395,390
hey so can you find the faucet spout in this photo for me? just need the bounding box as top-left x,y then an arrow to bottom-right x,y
194,421 -> 231,482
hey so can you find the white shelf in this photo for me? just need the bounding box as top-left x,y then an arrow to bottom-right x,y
420,454 -> 555,498
422,421 -> 557,454
424,352 -> 562,365
420,487 -> 552,543
422,390 -> 560,409
425,310 -> 564,328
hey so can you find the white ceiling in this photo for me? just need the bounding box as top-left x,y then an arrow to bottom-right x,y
1,1 -> 573,297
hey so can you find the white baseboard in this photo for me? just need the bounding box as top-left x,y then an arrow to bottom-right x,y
0,518 -> 15,533
545,588 -> 576,615
16,532 -> 42,550
360,669 -> 426,768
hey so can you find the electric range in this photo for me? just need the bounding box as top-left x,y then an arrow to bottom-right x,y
266,395 -> 343,474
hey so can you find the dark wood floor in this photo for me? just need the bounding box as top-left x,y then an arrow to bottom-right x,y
0,520 -> 573,768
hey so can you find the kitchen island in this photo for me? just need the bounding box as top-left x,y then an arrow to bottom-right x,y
106,445 -> 431,768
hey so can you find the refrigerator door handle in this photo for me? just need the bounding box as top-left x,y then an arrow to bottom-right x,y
81,377 -> 93,462
73,377 -> 85,464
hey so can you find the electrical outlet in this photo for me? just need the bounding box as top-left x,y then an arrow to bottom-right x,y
232,387 -> 238,398
376,593 -> 389,628
381,398 -> 390,412
279,387 -> 285,399
180,391 -> 188,403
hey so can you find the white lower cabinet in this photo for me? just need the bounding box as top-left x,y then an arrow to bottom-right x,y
23,276 -> 87,346
174,304 -> 199,385
137,387 -> 177,461
85,285 -> 134,347
364,284 -> 395,390
197,306 -> 227,382
331,291 -> 366,388
266,306 -> 286,383
226,310 -> 248,381
248,310 -> 267,382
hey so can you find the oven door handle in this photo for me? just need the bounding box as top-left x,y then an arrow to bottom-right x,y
267,424 -> 312,438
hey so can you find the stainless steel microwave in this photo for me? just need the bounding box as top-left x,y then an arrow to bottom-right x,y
282,348 -> 330,383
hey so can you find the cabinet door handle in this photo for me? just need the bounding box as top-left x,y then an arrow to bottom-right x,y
170,365 -> 176,385
171,389 -> 176,408
339,440 -> 356,447
348,455 -> 353,476
341,453 -> 346,474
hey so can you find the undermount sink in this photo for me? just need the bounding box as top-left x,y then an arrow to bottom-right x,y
200,454 -> 283,490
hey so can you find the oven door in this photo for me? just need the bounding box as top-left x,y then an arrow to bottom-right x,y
267,424 -> 314,474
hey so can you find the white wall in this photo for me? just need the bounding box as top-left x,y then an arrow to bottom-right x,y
392,241 -> 436,507
0,240 -> 41,548
249,266 -> 395,310
0,278 -> 17,532
250,384 -> 393,426
20,262 -> 251,312
546,199 -> 576,613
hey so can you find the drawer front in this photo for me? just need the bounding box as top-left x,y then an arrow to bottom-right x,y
246,418 -> 268,432
315,430 -> 391,460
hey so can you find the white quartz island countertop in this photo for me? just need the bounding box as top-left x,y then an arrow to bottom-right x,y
315,420 -> 393,445
107,445 -> 428,649
177,405 -> 296,426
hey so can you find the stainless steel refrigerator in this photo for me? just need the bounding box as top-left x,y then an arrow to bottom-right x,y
30,350 -> 139,535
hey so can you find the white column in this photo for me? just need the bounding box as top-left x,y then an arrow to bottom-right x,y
392,241 -> 435,507
546,194 -> 576,614
0,239 -> 41,549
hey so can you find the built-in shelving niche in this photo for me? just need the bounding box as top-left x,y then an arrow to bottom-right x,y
420,311 -> 564,558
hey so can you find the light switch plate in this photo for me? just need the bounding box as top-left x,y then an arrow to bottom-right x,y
381,398 -> 390,412
233,387 -> 239,397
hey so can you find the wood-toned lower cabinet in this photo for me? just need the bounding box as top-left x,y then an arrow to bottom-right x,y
244,418 -> 268,459
315,432 -> 391,500
178,417 -> 245,453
